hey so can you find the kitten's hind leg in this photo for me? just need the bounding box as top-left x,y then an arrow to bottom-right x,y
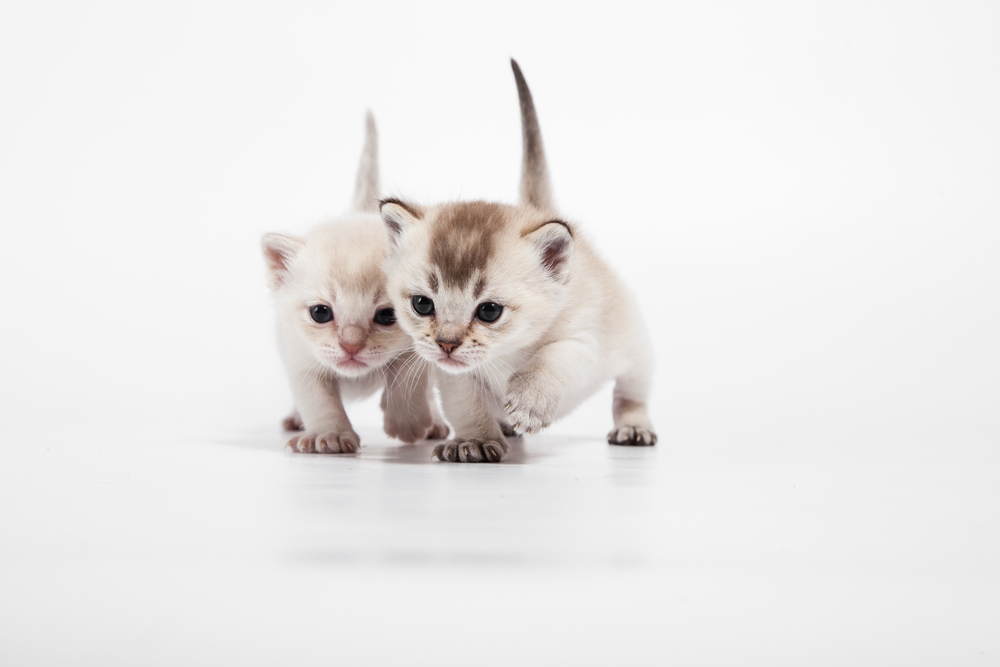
381,351 -> 446,443
282,409 -> 304,431
607,372 -> 657,447
426,395 -> 450,440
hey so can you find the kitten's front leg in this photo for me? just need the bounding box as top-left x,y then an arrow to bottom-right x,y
381,351 -> 446,443
504,339 -> 597,435
434,374 -> 508,463
286,370 -> 359,454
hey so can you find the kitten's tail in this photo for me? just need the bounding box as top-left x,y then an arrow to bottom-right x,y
351,110 -> 380,213
511,59 -> 555,212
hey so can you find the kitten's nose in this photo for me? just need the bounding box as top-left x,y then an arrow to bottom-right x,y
340,325 -> 365,357
437,339 -> 461,354
341,342 -> 363,356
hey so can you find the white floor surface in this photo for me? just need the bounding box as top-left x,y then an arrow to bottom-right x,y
2,426 -> 998,665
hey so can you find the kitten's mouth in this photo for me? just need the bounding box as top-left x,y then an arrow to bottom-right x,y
337,358 -> 368,371
437,356 -> 468,370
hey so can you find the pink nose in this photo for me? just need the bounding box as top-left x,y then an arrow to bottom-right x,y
438,341 -> 459,354
341,342 -> 363,356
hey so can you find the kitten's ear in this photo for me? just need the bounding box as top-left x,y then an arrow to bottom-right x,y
262,233 -> 305,289
527,220 -> 574,282
379,198 -> 423,245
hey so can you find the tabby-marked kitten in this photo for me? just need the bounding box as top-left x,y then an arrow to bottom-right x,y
263,112 -> 448,453
379,60 -> 657,463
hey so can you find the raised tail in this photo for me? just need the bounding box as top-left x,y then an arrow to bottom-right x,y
351,110 -> 380,213
511,59 -> 555,212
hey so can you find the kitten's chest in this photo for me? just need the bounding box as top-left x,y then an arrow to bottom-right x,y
337,373 -> 384,401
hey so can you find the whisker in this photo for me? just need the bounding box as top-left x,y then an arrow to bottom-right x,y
385,348 -> 423,405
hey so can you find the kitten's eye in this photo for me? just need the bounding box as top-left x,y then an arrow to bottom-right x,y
411,295 -> 435,316
374,308 -> 396,326
476,302 -> 503,323
309,305 -> 333,323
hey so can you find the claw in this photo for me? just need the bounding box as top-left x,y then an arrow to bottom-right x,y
286,431 -> 360,454
607,425 -> 658,447
433,437 -> 507,463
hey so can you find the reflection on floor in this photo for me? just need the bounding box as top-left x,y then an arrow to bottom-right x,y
1,426 -> 998,665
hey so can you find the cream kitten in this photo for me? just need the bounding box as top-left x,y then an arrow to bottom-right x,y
379,60 -> 657,463
263,112 -> 448,453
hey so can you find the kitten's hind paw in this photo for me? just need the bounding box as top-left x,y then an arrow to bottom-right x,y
287,431 -> 360,454
425,422 -> 450,440
384,410 -> 433,444
433,438 -> 508,463
607,426 -> 658,447
282,412 -> 304,431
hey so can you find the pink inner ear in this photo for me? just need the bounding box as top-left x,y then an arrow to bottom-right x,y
542,236 -> 569,273
262,235 -> 302,287
264,245 -> 290,279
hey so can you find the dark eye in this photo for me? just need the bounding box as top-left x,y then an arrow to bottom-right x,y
412,295 -> 435,316
476,302 -> 503,323
374,308 -> 396,326
309,305 -> 333,323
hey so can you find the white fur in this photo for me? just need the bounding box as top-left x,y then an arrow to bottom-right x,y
263,114 -> 447,453
382,204 -> 656,463
379,61 -> 656,463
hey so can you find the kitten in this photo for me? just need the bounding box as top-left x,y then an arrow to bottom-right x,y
379,60 -> 657,463
263,112 -> 448,453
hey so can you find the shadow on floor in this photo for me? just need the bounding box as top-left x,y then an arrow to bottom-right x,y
209,427 -> 557,465
209,425 -> 654,467
374,437 -> 538,465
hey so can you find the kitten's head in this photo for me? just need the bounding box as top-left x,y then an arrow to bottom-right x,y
263,214 -> 410,377
380,199 -> 574,374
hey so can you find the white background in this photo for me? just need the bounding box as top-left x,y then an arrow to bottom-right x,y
1,1 -> 998,664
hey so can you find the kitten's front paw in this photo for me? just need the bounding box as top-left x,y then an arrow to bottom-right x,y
433,438 -> 508,463
286,431 -> 360,454
504,375 -> 559,435
607,426 -> 658,447
282,412 -> 304,431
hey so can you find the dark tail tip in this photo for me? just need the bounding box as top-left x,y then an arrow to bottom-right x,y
510,58 -> 528,97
